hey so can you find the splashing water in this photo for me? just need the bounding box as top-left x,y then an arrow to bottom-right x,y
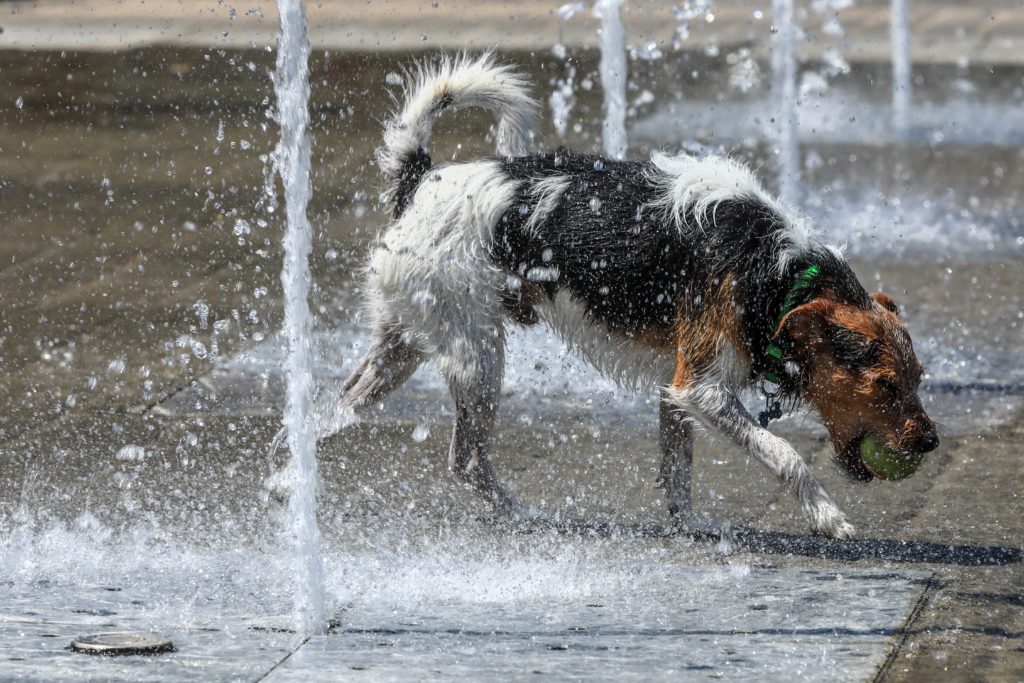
549,66 -> 576,138
272,0 -> 326,636
550,5 -> 581,138
771,0 -> 799,205
890,0 -> 912,134
593,0 -> 627,160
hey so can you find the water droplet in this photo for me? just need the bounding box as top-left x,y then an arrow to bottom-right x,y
190,340 -> 208,359
554,2 -> 585,21
14,96 -> 24,109
588,197 -> 602,213
412,423 -> 430,443
193,300 -> 210,329
115,445 -> 148,462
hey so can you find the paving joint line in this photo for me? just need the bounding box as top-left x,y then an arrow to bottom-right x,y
872,572 -> 941,683
255,634 -> 312,682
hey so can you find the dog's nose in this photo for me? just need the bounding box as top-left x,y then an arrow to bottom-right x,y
916,431 -> 940,454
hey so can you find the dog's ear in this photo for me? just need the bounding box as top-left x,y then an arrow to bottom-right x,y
775,298 -> 834,359
871,291 -> 899,316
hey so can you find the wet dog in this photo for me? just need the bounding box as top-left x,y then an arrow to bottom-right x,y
302,53 -> 938,539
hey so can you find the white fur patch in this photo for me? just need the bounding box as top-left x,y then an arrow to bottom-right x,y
697,341 -> 752,391
523,175 -> 571,237
366,160 -> 518,387
377,52 -> 538,185
536,290 -> 675,393
647,152 -> 820,274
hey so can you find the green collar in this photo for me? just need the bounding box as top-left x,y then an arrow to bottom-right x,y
761,264 -> 820,384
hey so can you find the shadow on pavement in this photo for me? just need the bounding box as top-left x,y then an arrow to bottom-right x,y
495,517 -> 1023,567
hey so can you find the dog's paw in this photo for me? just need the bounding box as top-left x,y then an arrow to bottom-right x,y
830,520 -> 857,540
808,503 -> 855,540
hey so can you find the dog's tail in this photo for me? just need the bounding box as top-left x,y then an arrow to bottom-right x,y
377,52 -> 537,216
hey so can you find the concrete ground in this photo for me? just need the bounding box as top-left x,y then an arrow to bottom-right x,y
1,3 -> 1023,681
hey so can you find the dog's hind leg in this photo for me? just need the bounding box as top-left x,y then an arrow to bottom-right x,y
266,324 -> 424,502
441,333 -> 523,514
271,324 -> 424,451
334,325 -> 425,416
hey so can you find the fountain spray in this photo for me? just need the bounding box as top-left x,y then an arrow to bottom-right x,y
771,0 -> 799,206
273,0 -> 326,636
890,0 -> 912,135
593,0 -> 627,160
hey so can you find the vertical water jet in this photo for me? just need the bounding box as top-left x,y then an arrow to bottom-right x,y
772,0 -> 799,205
891,0 -> 912,135
273,0 -> 326,637
593,0 -> 627,160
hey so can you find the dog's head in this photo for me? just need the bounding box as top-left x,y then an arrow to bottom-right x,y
778,291 -> 939,481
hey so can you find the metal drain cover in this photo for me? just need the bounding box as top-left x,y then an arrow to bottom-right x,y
70,632 -> 174,656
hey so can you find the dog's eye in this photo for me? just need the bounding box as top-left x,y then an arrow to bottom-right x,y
830,327 -> 879,371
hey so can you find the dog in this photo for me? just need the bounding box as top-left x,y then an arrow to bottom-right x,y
298,53 -> 939,540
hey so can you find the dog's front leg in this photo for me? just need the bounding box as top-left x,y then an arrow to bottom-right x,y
670,382 -> 855,540
658,391 -> 694,520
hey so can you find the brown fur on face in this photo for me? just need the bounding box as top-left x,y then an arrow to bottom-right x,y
779,291 -> 939,480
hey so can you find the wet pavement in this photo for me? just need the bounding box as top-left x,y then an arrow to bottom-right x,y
2,37 -> 1024,683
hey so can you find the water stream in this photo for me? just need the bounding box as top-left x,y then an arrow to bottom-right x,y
272,0 -> 326,636
771,0 -> 799,205
593,0 -> 628,159
890,0 -> 912,134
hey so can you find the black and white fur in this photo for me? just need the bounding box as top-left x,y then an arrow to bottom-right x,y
305,53 -> 863,539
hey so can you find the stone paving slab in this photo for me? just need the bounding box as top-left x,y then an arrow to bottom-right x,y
2,583 -> 295,682
264,567 -> 929,682
1,566 -> 929,681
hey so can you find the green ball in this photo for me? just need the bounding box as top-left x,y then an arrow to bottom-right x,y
859,435 -> 923,481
